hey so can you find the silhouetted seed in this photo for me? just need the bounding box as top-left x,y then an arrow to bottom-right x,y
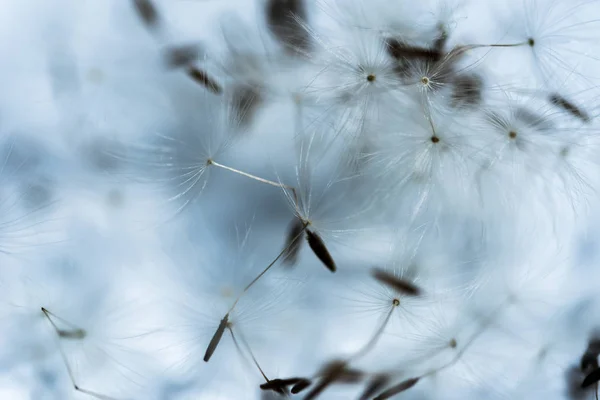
306,230 -> 336,273
451,74 -> 483,108
371,268 -> 421,296
203,314 -> 229,362
232,85 -> 263,128
282,217 -> 305,265
133,0 -> 159,29
549,93 -> 590,123
186,67 -> 222,95
260,377 -> 305,392
358,374 -> 390,400
291,379 -> 312,394
581,367 -> 600,388
164,44 -> 202,68
266,0 -> 310,54
581,352 -> 599,372
385,39 -> 442,63
373,377 -> 420,399
58,329 -> 87,340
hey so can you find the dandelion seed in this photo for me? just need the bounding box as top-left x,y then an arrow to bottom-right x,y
582,367 -> 600,389
291,378 -> 312,393
164,44 -> 203,69
186,66 -> 222,95
58,328 -> 87,340
203,314 -> 229,362
260,377 -> 307,394
371,268 -> 422,296
358,374 -> 390,400
548,93 -> 590,123
282,217 -> 306,265
373,377 -> 420,399
266,0 -> 310,53
132,0 -> 159,29
385,39 -> 442,63
306,229 -> 336,273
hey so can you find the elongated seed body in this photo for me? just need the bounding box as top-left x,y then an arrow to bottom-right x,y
204,314 -> 229,362
371,268 -> 422,296
374,377 -> 420,399
186,67 -> 222,95
306,230 -> 336,272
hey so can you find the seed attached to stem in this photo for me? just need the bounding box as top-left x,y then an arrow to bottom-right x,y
204,314 -> 229,362
306,230 -> 336,273
371,268 -> 422,296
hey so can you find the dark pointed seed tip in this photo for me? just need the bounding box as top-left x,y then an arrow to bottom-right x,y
164,45 -> 201,69
203,314 -> 229,362
306,230 -> 336,273
582,367 -> 600,388
186,67 -> 222,95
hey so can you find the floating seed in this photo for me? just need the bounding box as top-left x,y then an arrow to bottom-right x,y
581,352 -> 599,372
58,328 -> 87,340
203,314 -> 229,362
385,39 -> 442,63
266,0 -> 310,54
291,378 -> 312,394
358,374 -> 390,400
374,377 -> 420,399
432,24 -> 448,54
186,67 -> 222,95
371,268 -> 422,296
549,93 -> 590,123
133,0 -> 159,29
260,377 -> 305,392
282,217 -> 305,265
581,367 -> 600,388
306,230 -> 336,273
164,44 -> 203,68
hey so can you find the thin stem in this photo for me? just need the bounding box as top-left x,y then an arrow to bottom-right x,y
229,326 -> 269,383
208,159 -> 297,202
420,300 -> 509,380
348,305 -> 396,362
227,221 -> 309,314
41,308 -> 119,400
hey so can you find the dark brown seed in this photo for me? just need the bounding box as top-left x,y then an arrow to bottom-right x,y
164,44 -> 203,69
451,74 -> 483,109
581,351 -> 599,372
282,217 -> 305,265
385,39 -> 442,63
291,378 -> 312,394
133,0 -> 159,29
266,0 -> 310,54
260,377 -> 305,391
549,93 -> 590,123
581,367 -> 600,388
371,268 -> 422,296
306,230 -> 336,273
373,377 -> 420,399
58,328 -> 87,340
358,374 -> 391,400
186,67 -> 222,95
203,314 -> 229,362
